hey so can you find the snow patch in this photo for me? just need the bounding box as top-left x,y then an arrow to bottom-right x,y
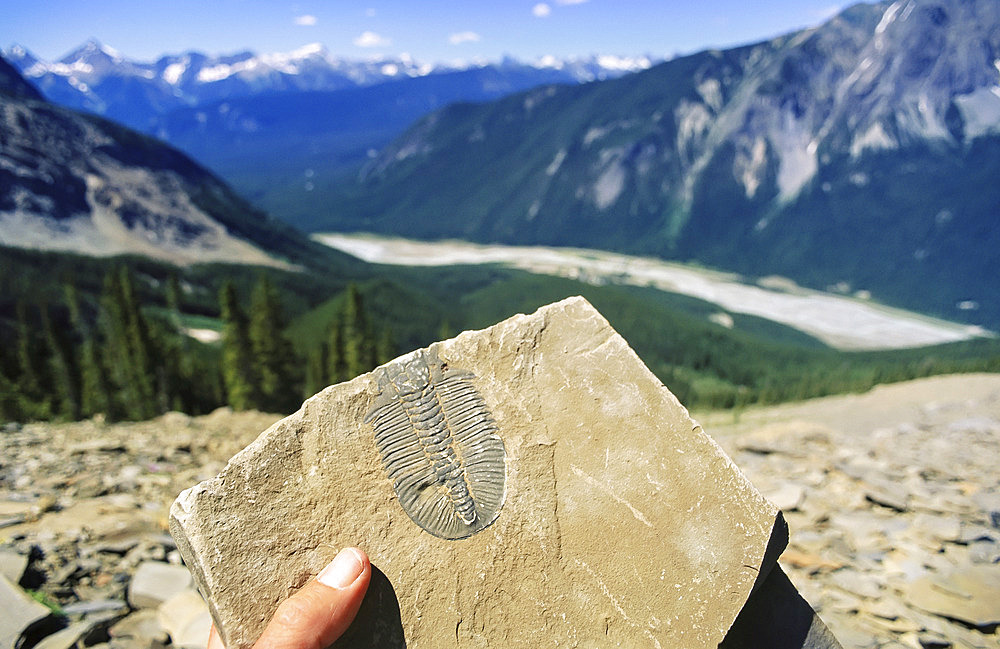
546,149 -> 567,176
954,87 -> 1000,139
876,1 -> 904,36
163,62 -> 187,85
850,122 -> 896,157
198,64 -> 236,83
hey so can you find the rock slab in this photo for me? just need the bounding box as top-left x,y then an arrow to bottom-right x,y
170,297 -> 788,648
1,575 -> 51,649
128,561 -> 193,609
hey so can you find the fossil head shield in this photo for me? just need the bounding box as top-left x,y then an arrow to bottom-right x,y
364,347 -> 506,540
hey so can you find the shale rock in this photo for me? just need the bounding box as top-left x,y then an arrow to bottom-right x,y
171,297 -> 795,649
1,574 -> 51,649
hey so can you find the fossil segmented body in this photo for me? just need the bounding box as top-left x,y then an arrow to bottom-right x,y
365,348 -> 506,539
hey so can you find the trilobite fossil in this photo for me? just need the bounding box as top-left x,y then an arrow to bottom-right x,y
364,348 -> 506,540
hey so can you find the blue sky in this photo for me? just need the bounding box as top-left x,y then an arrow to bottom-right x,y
7,1 -> 854,63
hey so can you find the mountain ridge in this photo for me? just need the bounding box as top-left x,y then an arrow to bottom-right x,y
3,40 -> 655,130
317,0 -> 1000,329
0,56 -> 343,269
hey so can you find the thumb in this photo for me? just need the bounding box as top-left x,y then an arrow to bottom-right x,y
251,547 -> 371,649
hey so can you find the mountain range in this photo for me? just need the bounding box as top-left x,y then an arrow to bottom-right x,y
3,42 -> 653,218
317,0 -> 1000,329
3,41 -> 652,130
0,56 -> 335,268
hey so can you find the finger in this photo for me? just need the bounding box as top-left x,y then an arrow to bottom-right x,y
254,547 -> 371,649
207,624 -> 225,649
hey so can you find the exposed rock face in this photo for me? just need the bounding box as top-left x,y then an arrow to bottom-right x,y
170,297 -> 798,648
0,57 -> 302,267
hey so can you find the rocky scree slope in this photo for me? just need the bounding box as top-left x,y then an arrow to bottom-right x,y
1,374 -> 999,649
325,0 -> 1000,329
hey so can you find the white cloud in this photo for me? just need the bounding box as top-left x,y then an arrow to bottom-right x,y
555,0 -> 588,4
354,31 -> 391,48
294,14 -> 317,26
533,3 -> 551,17
449,31 -> 482,45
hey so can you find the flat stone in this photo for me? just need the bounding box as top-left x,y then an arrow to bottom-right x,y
110,610 -> 168,644
127,561 -> 192,609
828,568 -> 882,600
61,599 -> 129,616
0,550 -> 28,583
0,575 -> 51,649
968,539 -> 1000,564
910,513 -> 962,543
157,589 -> 210,649
767,483 -> 806,511
171,297 -> 789,649
864,480 -> 910,512
904,564 -> 1000,629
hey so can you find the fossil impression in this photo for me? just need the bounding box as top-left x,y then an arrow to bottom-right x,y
365,348 -> 506,539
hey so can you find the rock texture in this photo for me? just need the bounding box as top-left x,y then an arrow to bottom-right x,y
702,374 -> 1000,649
170,296 -> 791,648
0,409 -> 281,649
3,322 -> 997,649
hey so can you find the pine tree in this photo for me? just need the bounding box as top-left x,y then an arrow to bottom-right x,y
100,267 -> 158,420
326,315 -> 346,384
248,275 -> 299,412
78,333 -> 112,418
41,306 -> 79,420
375,326 -> 396,366
166,273 -> 182,330
341,284 -> 375,378
65,282 -> 112,419
219,280 -> 256,411
13,301 -> 52,420
303,345 -> 328,398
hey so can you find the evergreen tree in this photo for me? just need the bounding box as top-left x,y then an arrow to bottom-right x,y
166,273 -> 182,330
100,267 -> 158,420
0,366 -> 20,423
375,326 -> 396,366
13,302 -> 52,420
326,315 -> 346,384
66,282 -> 112,418
41,306 -> 79,420
341,284 -> 375,378
219,280 -> 256,411
303,346 -> 328,398
248,275 -> 296,413
78,334 -> 112,418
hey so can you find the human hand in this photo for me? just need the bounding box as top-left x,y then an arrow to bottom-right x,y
207,547 -> 371,649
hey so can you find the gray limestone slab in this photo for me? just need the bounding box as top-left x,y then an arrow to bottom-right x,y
128,561 -> 193,609
171,297 -> 788,649
0,575 -> 51,649
904,564 -> 1000,629
0,550 -> 28,584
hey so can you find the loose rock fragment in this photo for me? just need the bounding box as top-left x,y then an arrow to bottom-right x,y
0,575 -> 51,649
128,561 -> 193,609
